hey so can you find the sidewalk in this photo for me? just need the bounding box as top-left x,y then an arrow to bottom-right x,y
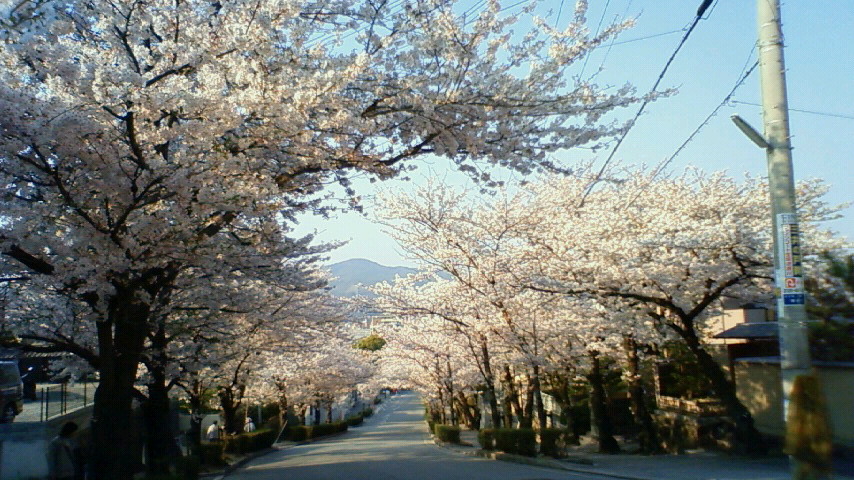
438,430 -> 854,480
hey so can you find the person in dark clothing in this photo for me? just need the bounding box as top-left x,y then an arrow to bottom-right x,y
47,421 -> 79,480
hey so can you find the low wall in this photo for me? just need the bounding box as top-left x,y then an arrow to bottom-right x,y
734,358 -> 854,447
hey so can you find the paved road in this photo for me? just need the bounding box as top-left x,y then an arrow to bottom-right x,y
226,393 -> 617,480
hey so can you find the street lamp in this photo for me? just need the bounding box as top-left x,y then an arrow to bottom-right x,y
730,115 -> 770,150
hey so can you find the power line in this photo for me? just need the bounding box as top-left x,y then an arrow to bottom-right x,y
555,0 -> 566,27
579,0 -> 612,78
578,0 -> 716,207
621,47 -> 759,209
730,100 -> 854,121
606,29 -> 684,47
625,50 -> 758,206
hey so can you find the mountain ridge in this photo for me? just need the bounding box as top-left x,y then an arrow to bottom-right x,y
326,258 -> 416,297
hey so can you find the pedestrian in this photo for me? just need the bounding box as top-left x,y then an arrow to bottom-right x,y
47,421 -> 78,480
244,417 -> 256,433
206,421 -> 220,442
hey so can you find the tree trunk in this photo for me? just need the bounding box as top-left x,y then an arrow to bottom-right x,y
544,370 -> 575,434
455,391 -> 476,429
680,327 -> 765,454
624,337 -> 662,454
522,373 -> 535,429
276,390 -> 288,431
142,321 -> 179,475
298,404 -> 307,426
480,340 -> 502,428
588,352 -> 621,454
531,366 -> 548,429
143,376 -> 175,475
445,358 -> 457,426
502,388 -> 514,428
503,364 -> 526,428
437,387 -> 447,424
90,296 -> 149,480
186,384 -> 203,456
219,386 -> 243,434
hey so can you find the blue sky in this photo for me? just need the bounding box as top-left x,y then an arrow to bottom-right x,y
295,0 -> 854,267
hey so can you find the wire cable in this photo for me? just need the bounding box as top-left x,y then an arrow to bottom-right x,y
730,100 -> 854,121
555,0 -> 566,27
579,0 -> 612,78
621,47 -> 759,208
577,0 -> 715,207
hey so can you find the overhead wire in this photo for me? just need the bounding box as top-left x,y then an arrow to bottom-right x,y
620,51 -> 759,209
579,0 -> 612,78
555,0 -> 566,27
655,46 -> 758,174
730,100 -> 854,121
577,0 -> 715,207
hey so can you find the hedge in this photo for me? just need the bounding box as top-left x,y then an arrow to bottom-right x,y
346,413 -> 364,427
426,420 -> 436,434
199,441 -> 225,466
434,424 -> 461,444
287,421 -> 348,441
478,429 -> 496,451
224,429 -> 278,455
362,407 -> 374,418
538,428 -> 577,458
493,428 -> 537,457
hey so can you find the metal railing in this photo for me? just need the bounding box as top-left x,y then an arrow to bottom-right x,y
38,382 -> 96,422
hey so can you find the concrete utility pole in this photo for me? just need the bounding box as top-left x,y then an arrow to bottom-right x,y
756,0 -> 811,406
734,4 -> 817,476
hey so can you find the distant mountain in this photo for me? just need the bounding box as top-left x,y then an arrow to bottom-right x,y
326,258 -> 417,298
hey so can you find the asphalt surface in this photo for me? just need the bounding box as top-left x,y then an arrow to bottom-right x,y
225,393 -> 618,480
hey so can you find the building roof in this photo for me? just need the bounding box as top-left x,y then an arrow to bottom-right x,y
0,347 -> 67,360
713,322 -> 778,339
735,356 -> 854,369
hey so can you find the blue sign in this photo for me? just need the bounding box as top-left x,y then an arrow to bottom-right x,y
783,294 -> 805,305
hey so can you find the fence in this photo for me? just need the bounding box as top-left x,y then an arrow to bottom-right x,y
37,382 -> 97,422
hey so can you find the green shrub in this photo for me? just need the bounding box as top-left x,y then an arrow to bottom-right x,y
224,433 -> 251,454
478,429 -> 496,450
346,414 -> 364,427
426,420 -> 435,434
493,428 -> 537,457
288,426 -> 308,442
199,441 -> 225,466
373,397 -> 382,405
362,407 -> 374,417
232,429 -> 277,452
434,424 -> 461,443
287,422 -> 350,441
538,428 -> 576,458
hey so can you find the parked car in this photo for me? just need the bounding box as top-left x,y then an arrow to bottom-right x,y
0,361 -> 24,423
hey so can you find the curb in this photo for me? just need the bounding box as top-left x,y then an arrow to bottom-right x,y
474,449 -> 656,480
432,436 -> 656,480
204,429 -> 357,479
201,446 -> 278,480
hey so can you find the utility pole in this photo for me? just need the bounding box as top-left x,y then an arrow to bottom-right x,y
755,1 -> 821,478
757,0 -> 811,404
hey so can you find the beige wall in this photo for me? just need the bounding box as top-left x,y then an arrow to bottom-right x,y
734,360 -> 854,447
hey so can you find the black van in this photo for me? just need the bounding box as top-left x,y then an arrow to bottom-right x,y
0,361 -> 24,423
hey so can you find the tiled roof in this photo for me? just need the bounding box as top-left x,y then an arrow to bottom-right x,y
713,322 -> 778,339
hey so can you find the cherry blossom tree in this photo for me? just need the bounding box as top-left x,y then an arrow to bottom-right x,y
0,0 -> 651,475
521,168 -> 847,452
